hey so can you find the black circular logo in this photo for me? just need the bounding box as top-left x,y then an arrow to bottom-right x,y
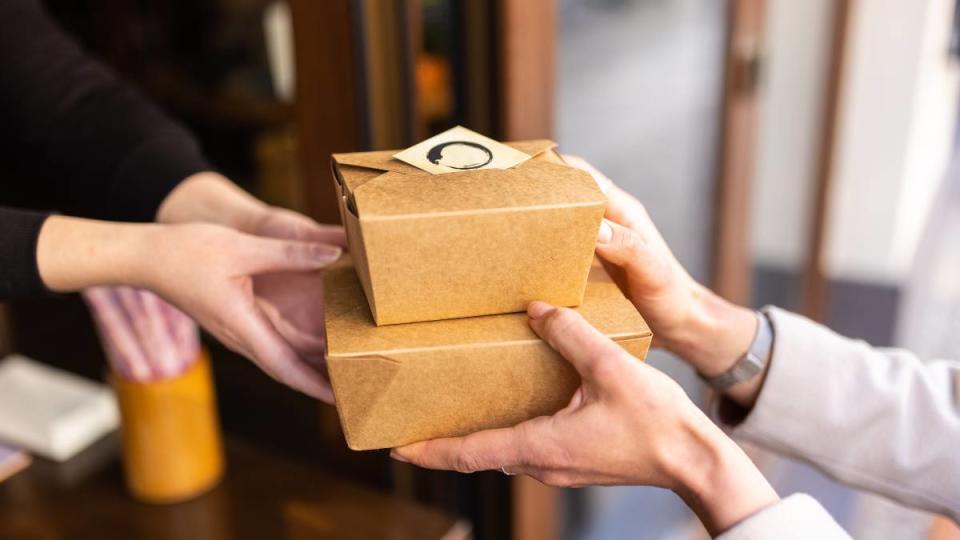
426,141 -> 494,170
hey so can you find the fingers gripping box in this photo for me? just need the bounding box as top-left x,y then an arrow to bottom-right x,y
331,128 -> 606,326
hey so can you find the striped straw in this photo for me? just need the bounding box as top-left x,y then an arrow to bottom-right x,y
84,287 -> 152,381
159,299 -> 199,371
83,287 -> 199,383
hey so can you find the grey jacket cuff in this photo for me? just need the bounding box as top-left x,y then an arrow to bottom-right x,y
716,494 -> 850,540
715,306 -> 960,520
721,306 -> 835,438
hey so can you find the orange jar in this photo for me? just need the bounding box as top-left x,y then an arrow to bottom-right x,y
110,350 -> 224,504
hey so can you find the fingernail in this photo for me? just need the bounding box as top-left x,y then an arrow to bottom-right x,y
314,245 -> 342,263
597,176 -> 613,194
527,301 -> 553,320
390,450 -> 410,463
597,221 -> 613,244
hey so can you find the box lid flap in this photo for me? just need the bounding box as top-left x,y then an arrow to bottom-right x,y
352,160 -> 604,218
333,140 -> 557,176
505,139 -> 558,157
333,150 -> 425,175
325,258 -> 651,357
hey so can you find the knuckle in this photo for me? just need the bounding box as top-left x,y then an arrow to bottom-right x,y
587,351 -> 622,380
282,241 -> 300,262
452,452 -> 482,474
304,242 -> 325,258
614,227 -> 643,253
537,471 -> 570,488
545,308 -> 582,338
451,439 -> 483,473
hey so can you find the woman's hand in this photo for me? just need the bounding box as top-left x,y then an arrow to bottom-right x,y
155,171 -> 347,401
566,157 -> 763,407
392,302 -> 779,536
37,216 -> 341,400
230,203 -> 346,387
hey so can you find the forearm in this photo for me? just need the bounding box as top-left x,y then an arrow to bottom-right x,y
36,215 -> 158,292
667,416 -> 779,536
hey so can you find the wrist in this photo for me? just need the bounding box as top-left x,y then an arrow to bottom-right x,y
667,419 -> 779,535
664,284 -> 757,378
156,171 -> 268,230
36,216 -> 160,292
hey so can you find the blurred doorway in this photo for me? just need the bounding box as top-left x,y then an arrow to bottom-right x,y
555,0 -> 730,538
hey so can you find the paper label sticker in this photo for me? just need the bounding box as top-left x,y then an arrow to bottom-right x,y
392,126 -> 531,175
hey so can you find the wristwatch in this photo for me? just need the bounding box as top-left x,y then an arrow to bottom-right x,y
700,311 -> 773,391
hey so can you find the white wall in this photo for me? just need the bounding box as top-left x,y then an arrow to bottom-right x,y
826,0 -> 959,285
751,0 -> 959,286
896,2 -> 960,270
751,0 -> 834,271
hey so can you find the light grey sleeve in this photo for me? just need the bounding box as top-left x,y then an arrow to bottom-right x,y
716,494 -> 850,540
724,307 -> 960,522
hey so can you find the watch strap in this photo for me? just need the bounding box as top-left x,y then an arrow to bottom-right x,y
701,311 -> 773,391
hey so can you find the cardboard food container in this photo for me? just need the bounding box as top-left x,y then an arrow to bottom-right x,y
331,139 -> 606,326
325,257 -> 652,451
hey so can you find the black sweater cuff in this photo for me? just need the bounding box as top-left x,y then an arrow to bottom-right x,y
0,207 -> 50,298
105,130 -> 212,223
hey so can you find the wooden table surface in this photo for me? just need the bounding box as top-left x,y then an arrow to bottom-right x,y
0,433 -> 469,540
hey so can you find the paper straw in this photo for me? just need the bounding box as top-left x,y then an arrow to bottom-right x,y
114,288 -> 160,380
160,300 -> 199,372
104,288 -> 154,381
84,287 -> 152,381
83,288 -> 132,378
85,286 -> 201,382
91,313 -> 131,379
137,290 -> 183,379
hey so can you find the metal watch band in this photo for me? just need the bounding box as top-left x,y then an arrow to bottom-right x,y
701,311 -> 773,391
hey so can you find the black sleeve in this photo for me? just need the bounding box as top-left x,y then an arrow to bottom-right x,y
0,207 -> 49,298
0,0 -> 212,222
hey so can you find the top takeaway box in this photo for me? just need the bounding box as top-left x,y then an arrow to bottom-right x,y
331,126 -> 606,326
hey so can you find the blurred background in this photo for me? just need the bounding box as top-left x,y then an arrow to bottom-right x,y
1,0 -> 959,538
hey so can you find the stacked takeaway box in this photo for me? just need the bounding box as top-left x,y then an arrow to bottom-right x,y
324,127 -> 651,450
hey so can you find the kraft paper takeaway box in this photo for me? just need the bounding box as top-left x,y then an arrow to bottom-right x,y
325,258 -> 652,451
331,134 -> 606,326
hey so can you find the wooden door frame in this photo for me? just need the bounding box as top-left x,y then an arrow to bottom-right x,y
288,0 -> 366,225
803,0 -> 856,322
496,0 -> 556,141
713,0 -> 856,320
711,0 -> 767,304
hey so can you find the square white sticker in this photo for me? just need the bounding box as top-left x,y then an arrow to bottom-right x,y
392,126 -> 531,175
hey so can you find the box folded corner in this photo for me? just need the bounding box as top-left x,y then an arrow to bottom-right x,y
328,354 -> 403,450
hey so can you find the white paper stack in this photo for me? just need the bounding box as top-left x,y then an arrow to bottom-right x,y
0,355 -> 118,461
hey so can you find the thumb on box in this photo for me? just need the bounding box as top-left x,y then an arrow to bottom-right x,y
595,219 -> 646,273
526,302 -> 628,386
